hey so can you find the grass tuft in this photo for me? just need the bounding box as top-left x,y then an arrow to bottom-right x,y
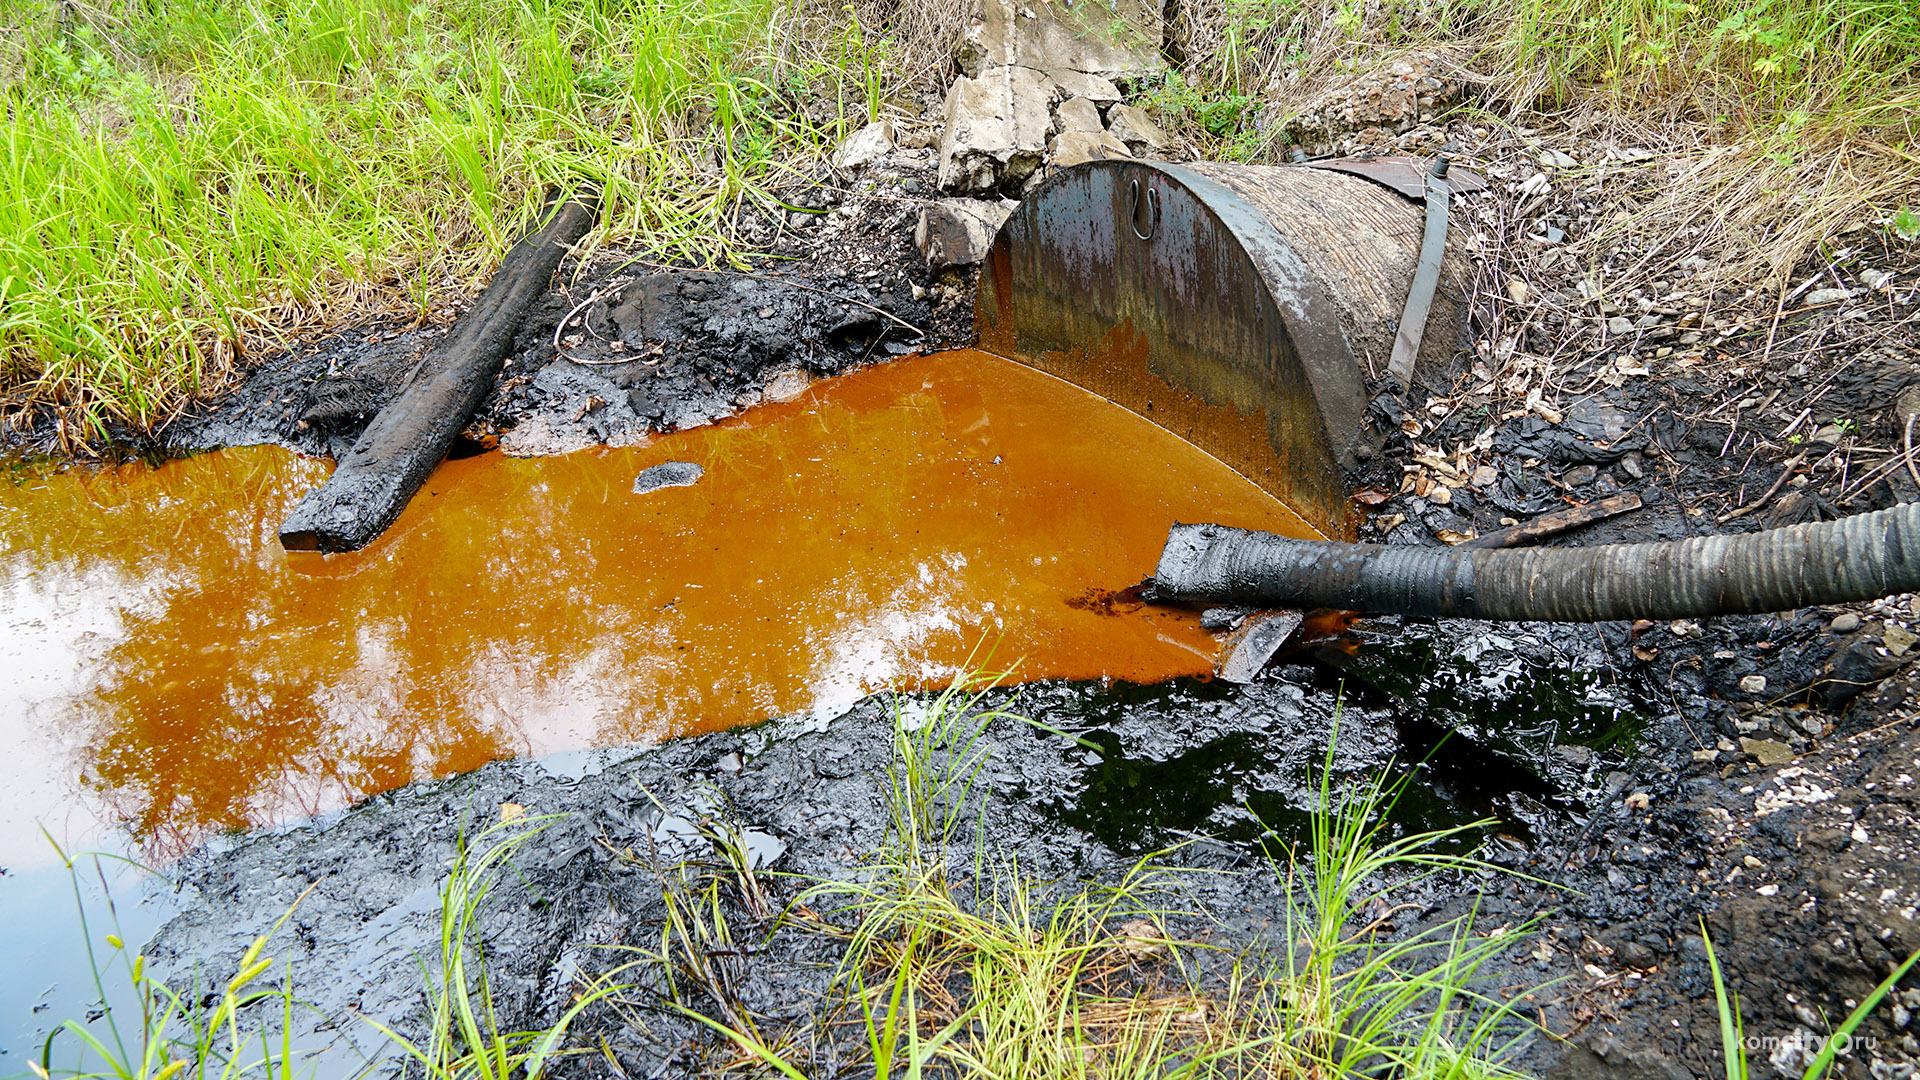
649,673 -> 1543,1078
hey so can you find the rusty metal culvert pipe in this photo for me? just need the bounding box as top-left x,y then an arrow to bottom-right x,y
977,157 -> 1480,539
1153,509 -> 1920,621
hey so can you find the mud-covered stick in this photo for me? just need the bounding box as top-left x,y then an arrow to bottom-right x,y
280,192 -> 599,553
1460,493 -> 1642,549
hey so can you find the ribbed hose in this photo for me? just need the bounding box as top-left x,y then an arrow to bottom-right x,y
1153,502 -> 1920,621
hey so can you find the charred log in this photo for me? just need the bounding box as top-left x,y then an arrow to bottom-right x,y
280,192 -> 599,553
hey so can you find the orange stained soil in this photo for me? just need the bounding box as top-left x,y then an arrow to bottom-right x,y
0,349 -> 1318,863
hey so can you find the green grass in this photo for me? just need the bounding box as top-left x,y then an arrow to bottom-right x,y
34,818 -> 619,1080
633,676 -> 1544,1079
0,0 -> 884,441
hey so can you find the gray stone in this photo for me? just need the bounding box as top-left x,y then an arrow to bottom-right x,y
1831,612 -> 1862,634
914,198 -> 1015,271
1740,738 -> 1796,767
1539,149 -> 1578,169
632,461 -> 705,494
1047,128 -> 1130,167
1805,287 -> 1852,305
1049,69 -> 1122,104
956,0 -> 1163,79
830,120 -> 894,171
1054,95 -> 1104,134
937,66 -> 1055,194
1563,464 -> 1597,487
1606,315 -> 1634,336
1105,103 -> 1169,151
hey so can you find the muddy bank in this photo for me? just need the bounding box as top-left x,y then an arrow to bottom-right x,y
163,154 -> 969,462
140,631 -> 1647,1076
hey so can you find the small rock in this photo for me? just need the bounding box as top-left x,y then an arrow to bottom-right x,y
1606,315 -> 1634,335
1539,149 -> 1578,169
1542,224 -> 1566,243
633,460 -> 705,494
1621,451 -> 1645,479
1886,625 -> 1918,656
1564,464 -> 1597,487
1831,612 -> 1862,634
914,198 -> 1015,271
1619,941 -> 1657,968
717,751 -> 744,773
1741,737 -> 1795,766
1805,287 -> 1851,306
1054,95 -> 1104,134
1048,69 -> 1122,104
1690,748 -> 1718,763
1199,606 -> 1256,631
1105,104 -> 1170,152
831,119 -> 894,171
1861,268 -> 1894,291
1739,674 -> 1768,694
1518,172 -> 1550,196
1046,128 -> 1131,168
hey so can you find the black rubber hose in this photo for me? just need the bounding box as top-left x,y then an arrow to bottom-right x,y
1153,502 -> 1920,621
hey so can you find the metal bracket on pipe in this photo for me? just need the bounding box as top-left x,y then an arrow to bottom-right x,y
1385,154 -> 1452,386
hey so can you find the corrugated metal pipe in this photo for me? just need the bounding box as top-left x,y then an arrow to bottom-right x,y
1152,504 -> 1920,621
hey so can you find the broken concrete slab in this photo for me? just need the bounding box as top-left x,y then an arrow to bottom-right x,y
1105,103 -> 1170,152
1054,96 -> 1105,134
937,66 -> 1055,195
831,119 -> 894,171
956,0 -> 1163,79
1049,69 -> 1123,105
1047,129 -> 1131,168
914,198 -> 1015,272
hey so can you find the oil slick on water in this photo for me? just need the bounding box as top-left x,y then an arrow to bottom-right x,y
0,349 -> 1317,867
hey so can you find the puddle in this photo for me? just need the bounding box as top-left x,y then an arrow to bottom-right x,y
0,348 -> 1318,868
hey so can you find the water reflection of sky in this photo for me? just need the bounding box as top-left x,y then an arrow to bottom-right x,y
0,350 -> 1315,869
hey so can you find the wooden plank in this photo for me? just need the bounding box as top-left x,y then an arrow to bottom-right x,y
280,193 -> 598,552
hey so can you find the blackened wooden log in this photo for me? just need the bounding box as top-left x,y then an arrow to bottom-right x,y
280,194 -> 598,552
1154,504 -> 1920,621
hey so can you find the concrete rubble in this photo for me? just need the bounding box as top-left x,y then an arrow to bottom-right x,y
914,197 -> 1016,272
830,119 -> 895,171
934,0 -> 1171,196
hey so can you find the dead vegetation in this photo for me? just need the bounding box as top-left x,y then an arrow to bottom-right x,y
1155,0 -> 1920,287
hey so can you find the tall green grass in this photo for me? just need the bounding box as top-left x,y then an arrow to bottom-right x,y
0,0 -> 880,440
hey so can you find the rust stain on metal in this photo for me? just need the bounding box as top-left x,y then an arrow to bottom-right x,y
978,159 -> 1470,539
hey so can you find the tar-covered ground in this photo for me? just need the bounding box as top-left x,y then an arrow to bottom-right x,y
25,132 -> 1920,1080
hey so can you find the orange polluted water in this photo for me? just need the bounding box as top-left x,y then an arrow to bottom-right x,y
0,349 -> 1317,863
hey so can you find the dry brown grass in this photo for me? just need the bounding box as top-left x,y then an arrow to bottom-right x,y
1151,0 -> 1920,287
